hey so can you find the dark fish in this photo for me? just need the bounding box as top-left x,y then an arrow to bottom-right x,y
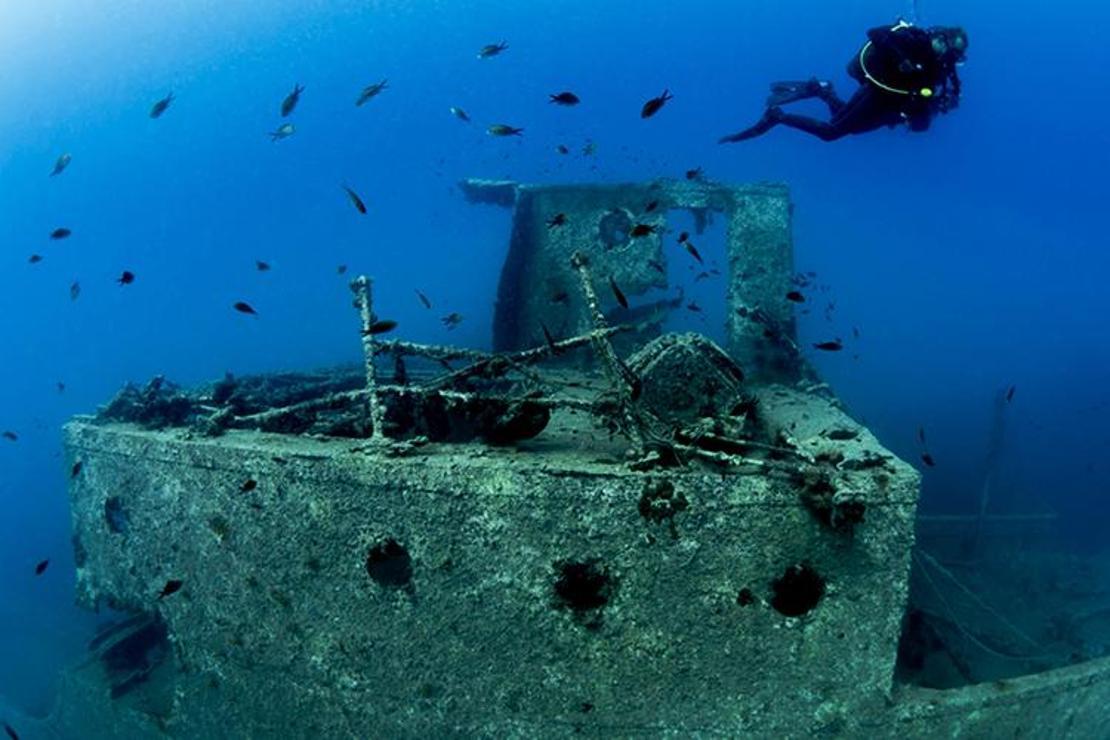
117,271 -> 135,285
449,106 -> 471,122
694,271 -> 711,282
70,281 -> 81,301
647,259 -> 665,274
157,579 -> 183,599
540,322 -> 562,354
441,312 -> 463,329
677,231 -> 689,243
356,79 -> 388,106
269,123 -> 295,141
629,224 -> 655,238
582,140 -> 597,156
149,92 -> 174,118
686,301 -> 702,313
29,254 -> 43,264
550,290 -> 569,304
917,426 -> 926,445
546,213 -> 567,228
852,326 -> 861,339
786,291 -> 805,303
477,41 -> 509,59
233,301 -> 257,315
1006,385 -> 1016,402
342,185 -> 367,214
50,228 -> 71,240
3,721 -> 18,740
57,382 -> 66,394
51,152 -> 72,176
640,89 -> 673,119
71,461 -> 82,478
921,452 -> 936,468
240,478 -> 257,492
683,242 -> 703,264
415,290 -> 432,309
556,144 -> 570,155
609,277 -> 628,309
363,319 -> 398,336
1,431 -> 16,442
549,91 -> 580,106
813,339 -> 843,352
256,260 -> 271,272
685,167 -> 703,180
336,265 -> 348,275
280,84 -> 304,117
487,124 -> 523,137
34,559 -> 49,576
644,200 -> 660,213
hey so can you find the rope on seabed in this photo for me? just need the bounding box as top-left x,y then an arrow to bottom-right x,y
912,548 -> 1062,662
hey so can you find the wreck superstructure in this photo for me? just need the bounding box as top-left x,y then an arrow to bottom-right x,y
49,179 -> 1110,738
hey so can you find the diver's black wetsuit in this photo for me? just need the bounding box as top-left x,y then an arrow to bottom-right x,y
721,23 -> 963,143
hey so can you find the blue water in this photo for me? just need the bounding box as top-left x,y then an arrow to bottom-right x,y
2,0 -> 1109,722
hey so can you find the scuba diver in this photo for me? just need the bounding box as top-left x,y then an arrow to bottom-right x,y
720,21 -> 968,143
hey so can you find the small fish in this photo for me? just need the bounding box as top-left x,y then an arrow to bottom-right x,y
57,382 -> 66,394
487,124 -> 523,137
582,140 -> 597,156
640,89 -> 673,119
694,271 -> 711,282
540,322 -> 562,354
415,290 -> 432,309
28,254 -> 43,264
549,91 -> 580,106
342,185 -> 367,214
813,339 -> 843,352
70,281 -> 81,301
546,213 -> 567,229
685,167 -> 703,180
786,291 -> 805,303
51,152 -> 72,176
280,83 -> 304,117
852,327 -> 861,339
269,123 -> 295,141
609,276 -> 628,309
256,260 -> 271,272
686,301 -> 702,313
920,452 -> 936,468
550,290 -> 569,304
629,224 -> 656,238
356,79 -> 388,106
917,426 -> 926,445
233,301 -> 258,315
683,242 -> 703,264
50,227 -> 72,240
157,579 -> 183,599
34,559 -> 49,576
240,479 -> 257,492
644,200 -> 660,213
647,259 -> 665,274
149,92 -> 174,119
477,41 -> 509,59
336,265 -> 348,275
449,106 -> 471,122
441,312 -> 463,329
3,721 -> 18,740
363,319 -> 398,336
556,144 -> 570,155
677,231 -> 689,243
1006,385 -> 1016,402
71,461 -> 83,478
1,431 -> 16,442
117,271 -> 135,286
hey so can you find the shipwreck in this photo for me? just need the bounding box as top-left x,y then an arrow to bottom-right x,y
41,178 -> 1110,738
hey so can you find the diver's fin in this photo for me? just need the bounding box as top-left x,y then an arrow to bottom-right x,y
719,107 -> 783,144
765,79 -> 831,107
